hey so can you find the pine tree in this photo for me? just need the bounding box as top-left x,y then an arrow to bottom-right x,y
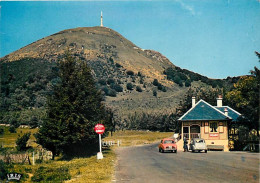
35,53 -> 108,158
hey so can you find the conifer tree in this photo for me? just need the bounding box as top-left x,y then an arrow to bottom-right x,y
35,53 -> 108,158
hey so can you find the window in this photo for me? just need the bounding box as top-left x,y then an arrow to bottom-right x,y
205,122 -> 209,133
210,122 -> 218,133
164,140 -> 174,144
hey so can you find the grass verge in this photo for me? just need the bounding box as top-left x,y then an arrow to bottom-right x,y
1,129 -> 173,182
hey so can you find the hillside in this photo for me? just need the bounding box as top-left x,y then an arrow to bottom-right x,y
0,26 -> 237,126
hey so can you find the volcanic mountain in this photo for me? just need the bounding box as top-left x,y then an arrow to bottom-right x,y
0,26 -> 235,123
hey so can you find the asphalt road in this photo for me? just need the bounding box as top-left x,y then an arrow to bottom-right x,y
114,143 -> 259,183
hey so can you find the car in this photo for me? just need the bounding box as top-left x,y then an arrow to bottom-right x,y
158,138 -> 177,153
189,138 -> 207,153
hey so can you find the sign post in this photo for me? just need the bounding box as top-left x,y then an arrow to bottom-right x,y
94,124 -> 105,160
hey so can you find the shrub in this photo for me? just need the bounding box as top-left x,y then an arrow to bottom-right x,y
126,83 -> 133,90
0,160 -> 13,180
115,63 -> 122,67
153,90 -> 157,97
111,84 -> 123,92
162,86 -> 167,92
107,89 -> 117,97
31,166 -> 71,182
9,126 -> 16,133
16,132 -> 31,151
136,86 -> 142,92
157,83 -> 163,90
0,127 -> 4,135
29,116 -> 39,128
107,78 -> 115,85
98,79 -> 107,85
185,80 -> 191,87
126,70 -> 134,76
153,79 -> 159,86
102,86 -> 109,95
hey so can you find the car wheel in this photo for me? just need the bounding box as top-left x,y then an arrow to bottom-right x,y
159,148 -> 161,152
205,150 -> 207,153
192,150 -> 194,153
175,150 -> 177,153
162,149 -> 164,153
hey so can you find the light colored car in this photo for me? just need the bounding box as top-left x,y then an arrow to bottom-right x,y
158,138 -> 177,153
189,138 -> 207,153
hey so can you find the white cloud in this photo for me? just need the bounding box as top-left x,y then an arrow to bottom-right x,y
175,0 -> 196,15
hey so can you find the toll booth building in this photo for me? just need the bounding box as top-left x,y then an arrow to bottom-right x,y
177,96 -> 241,152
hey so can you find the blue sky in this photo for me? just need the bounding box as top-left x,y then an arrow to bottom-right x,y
0,0 -> 259,79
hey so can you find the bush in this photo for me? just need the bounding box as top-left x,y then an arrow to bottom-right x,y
9,126 -> 16,133
153,90 -> 157,97
126,70 -> 134,76
29,116 -> 39,128
16,132 -> 31,151
111,84 -> 123,92
107,89 -> 117,97
126,83 -> 133,90
0,127 -> 4,135
107,78 -> 115,85
98,79 -> 107,85
162,86 -> 167,92
115,63 -> 122,67
0,160 -> 13,180
185,80 -> 191,87
136,86 -> 142,92
31,166 -> 71,182
153,79 -> 159,86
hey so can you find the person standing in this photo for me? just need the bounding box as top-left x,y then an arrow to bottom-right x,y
183,137 -> 188,152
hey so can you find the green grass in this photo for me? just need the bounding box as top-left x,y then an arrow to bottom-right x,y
0,127 -> 38,148
104,130 -> 174,146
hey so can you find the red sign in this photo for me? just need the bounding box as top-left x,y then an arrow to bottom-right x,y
209,133 -> 219,137
94,124 -> 105,134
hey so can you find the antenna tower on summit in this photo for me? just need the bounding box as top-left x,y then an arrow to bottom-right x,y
100,11 -> 103,27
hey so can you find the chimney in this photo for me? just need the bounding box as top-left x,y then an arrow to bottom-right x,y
224,108 -> 228,116
192,96 -> 196,108
217,95 -> 223,107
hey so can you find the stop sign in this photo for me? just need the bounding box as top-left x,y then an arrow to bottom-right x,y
94,124 -> 105,134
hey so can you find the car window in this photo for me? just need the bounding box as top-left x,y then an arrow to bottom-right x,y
164,140 -> 174,144
195,139 -> 204,143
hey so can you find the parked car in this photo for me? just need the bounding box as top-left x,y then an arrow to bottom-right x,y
189,138 -> 207,153
158,138 -> 177,153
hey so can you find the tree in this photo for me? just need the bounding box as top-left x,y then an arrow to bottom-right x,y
16,132 -> 31,151
35,53 -> 109,158
226,74 -> 259,136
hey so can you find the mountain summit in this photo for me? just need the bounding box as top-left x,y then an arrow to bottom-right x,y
2,27 -> 173,82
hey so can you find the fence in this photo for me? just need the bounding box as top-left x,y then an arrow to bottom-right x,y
0,148 -> 52,165
102,140 -> 122,147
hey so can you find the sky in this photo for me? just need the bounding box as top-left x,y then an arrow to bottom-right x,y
0,0 -> 259,79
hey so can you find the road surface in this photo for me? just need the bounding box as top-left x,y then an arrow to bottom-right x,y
114,143 -> 259,183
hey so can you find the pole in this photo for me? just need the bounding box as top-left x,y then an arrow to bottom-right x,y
33,152 -> 35,165
99,134 -> 102,153
97,133 -> 103,159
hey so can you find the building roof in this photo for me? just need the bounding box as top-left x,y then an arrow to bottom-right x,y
215,106 -> 241,121
179,99 -> 236,121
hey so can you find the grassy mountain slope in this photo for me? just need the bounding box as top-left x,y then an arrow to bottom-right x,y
0,26 -> 237,125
